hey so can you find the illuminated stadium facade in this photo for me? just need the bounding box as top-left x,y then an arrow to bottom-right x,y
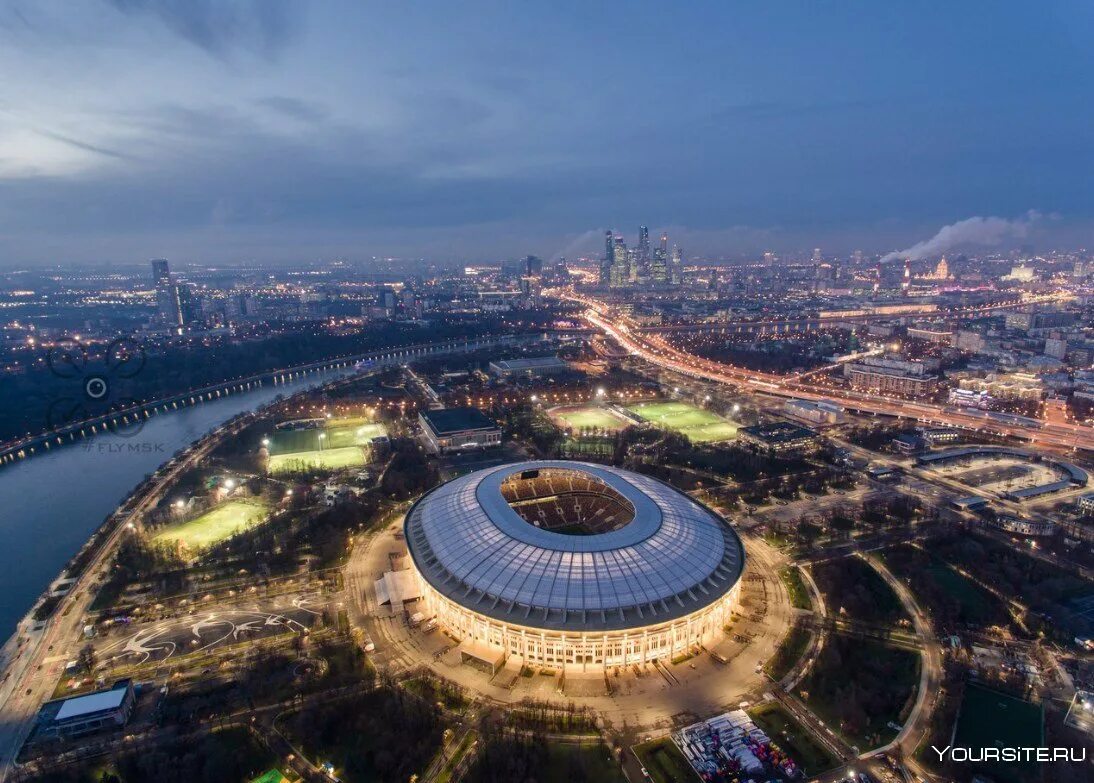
404,461 -> 745,670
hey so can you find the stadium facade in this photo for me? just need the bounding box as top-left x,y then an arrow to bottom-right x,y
404,461 -> 744,670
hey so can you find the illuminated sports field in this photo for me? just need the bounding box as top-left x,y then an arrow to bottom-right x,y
267,418 -> 386,454
626,401 -> 738,443
268,446 -> 366,475
266,417 -> 385,474
547,404 -> 631,432
152,498 -> 270,549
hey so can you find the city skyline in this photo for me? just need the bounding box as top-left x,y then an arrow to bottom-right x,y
2,2 -> 1094,265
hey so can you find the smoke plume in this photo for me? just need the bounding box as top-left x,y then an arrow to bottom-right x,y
880,210 -> 1044,263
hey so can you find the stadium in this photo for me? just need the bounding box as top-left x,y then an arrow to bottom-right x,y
403,461 -> 745,670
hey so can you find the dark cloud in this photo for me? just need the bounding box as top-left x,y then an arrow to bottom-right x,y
105,0 -> 300,60
35,129 -> 136,161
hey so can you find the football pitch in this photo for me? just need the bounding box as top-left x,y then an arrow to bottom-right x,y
268,446 -> 366,475
626,401 -> 738,443
267,418 -> 386,455
152,499 -> 270,549
952,682 -> 1043,783
548,404 -> 630,432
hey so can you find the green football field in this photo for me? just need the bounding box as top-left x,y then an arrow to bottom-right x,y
152,498 -> 270,549
548,405 -> 630,432
952,683 -> 1043,783
267,418 -> 386,455
268,445 -> 366,475
626,401 -> 738,442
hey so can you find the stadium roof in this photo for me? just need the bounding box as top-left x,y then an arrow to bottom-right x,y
419,407 -> 497,435
404,461 -> 744,631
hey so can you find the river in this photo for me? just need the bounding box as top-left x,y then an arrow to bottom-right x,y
0,367 -> 356,637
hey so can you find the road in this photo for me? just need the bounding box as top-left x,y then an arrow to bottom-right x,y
560,291 -> 1094,454
861,552 -> 943,781
0,413 -> 256,781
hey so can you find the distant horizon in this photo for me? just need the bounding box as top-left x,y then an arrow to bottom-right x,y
2,2 -> 1093,266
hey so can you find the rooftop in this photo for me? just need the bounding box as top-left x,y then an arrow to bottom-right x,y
404,461 -> 744,631
53,680 -> 131,722
420,407 -> 497,435
490,355 -> 568,372
739,422 -> 818,444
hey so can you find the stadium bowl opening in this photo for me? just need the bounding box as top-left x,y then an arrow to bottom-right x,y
404,460 -> 745,672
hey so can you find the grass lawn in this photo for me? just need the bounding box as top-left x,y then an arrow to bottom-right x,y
780,566 -> 812,610
268,445 -> 366,475
764,623 -> 812,682
811,557 -> 908,625
952,683 -> 1043,783
268,418 -> 386,455
882,544 -> 1014,633
626,401 -> 738,443
544,741 -> 626,782
548,404 -> 630,432
633,737 -> 698,783
795,636 -> 920,750
748,702 -> 839,776
152,498 -> 270,549
562,436 -> 615,457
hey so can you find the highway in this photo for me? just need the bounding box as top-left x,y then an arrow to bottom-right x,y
560,291 -> 1093,454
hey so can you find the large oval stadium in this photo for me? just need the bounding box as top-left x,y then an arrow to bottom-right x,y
404,460 -> 745,670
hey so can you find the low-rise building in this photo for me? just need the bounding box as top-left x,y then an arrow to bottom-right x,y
36,680 -> 135,739
738,422 -> 818,453
488,355 -> 570,380
783,399 -> 844,425
418,408 -> 501,454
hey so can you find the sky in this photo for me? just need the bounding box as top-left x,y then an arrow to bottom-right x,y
1,1 -> 1093,266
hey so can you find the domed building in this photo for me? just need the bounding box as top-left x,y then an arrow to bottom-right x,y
403,461 -> 744,670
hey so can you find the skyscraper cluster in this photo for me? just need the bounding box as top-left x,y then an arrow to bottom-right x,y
600,227 -> 683,288
151,259 -> 199,330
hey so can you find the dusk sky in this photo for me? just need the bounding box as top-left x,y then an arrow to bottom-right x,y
2,1 -> 1093,265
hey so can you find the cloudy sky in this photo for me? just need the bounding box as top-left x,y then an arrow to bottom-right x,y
1,1 -> 1092,265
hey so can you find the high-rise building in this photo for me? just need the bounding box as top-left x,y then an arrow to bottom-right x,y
811,248 -> 823,263
651,232 -> 668,282
523,255 -> 543,277
670,246 -> 683,285
600,231 -> 614,286
609,235 -> 629,287
151,258 -> 183,327
637,225 -> 651,282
